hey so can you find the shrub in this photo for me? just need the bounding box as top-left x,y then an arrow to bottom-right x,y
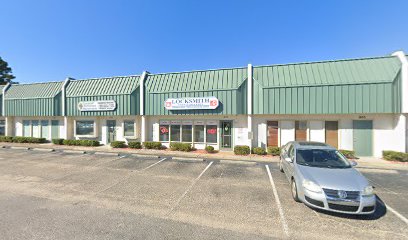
0,136 -> 13,142
62,139 -> 100,147
383,150 -> 408,162
110,141 -> 126,148
234,145 -> 251,155
170,142 -> 192,152
205,145 -> 215,153
267,146 -> 281,156
252,147 -> 266,155
52,138 -> 64,145
128,142 -> 142,149
339,149 -> 356,159
143,141 -> 162,150
9,136 -> 46,144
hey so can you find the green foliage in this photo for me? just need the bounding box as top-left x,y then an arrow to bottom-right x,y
170,142 -> 193,152
143,141 -> 163,150
0,136 -> 13,142
252,147 -> 266,155
0,57 -> 16,84
128,142 -> 142,149
205,145 -> 215,153
339,149 -> 356,159
0,136 -> 47,143
52,138 -> 64,145
110,141 -> 126,148
383,150 -> 408,162
267,146 -> 281,156
62,139 -> 100,146
234,145 -> 251,155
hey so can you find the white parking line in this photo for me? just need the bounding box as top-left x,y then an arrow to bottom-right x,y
265,165 -> 290,237
167,161 -> 214,215
386,204 -> 408,225
141,157 -> 168,171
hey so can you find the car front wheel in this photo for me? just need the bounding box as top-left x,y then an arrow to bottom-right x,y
291,179 -> 301,202
279,159 -> 284,173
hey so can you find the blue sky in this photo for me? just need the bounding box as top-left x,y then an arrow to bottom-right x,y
1,0 -> 408,83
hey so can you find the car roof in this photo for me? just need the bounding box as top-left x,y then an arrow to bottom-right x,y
290,141 -> 336,150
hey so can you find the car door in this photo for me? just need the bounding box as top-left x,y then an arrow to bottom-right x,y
284,144 -> 295,181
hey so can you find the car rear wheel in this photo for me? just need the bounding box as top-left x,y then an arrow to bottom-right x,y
291,179 -> 301,202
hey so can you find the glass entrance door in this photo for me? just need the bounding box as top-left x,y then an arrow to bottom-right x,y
107,120 -> 116,143
220,120 -> 233,149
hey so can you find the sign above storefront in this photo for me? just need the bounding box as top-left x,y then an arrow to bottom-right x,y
164,97 -> 219,110
78,100 -> 117,112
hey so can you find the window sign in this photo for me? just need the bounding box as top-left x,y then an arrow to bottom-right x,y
160,120 -> 170,125
76,120 -> 95,136
194,120 -> 205,125
164,97 -> 219,110
171,120 -> 182,125
78,100 -> 116,112
182,120 -> 193,125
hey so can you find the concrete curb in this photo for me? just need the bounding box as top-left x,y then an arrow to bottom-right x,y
32,148 -> 55,152
10,146 -> 31,150
219,159 -> 258,165
63,150 -> 87,154
94,152 -> 120,156
172,157 -> 204,162
131,154 -> 160,158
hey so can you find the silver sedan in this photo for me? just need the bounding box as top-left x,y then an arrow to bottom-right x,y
279,141 -> 376,215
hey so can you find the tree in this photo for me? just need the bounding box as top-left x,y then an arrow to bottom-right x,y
0,57 -> 15,85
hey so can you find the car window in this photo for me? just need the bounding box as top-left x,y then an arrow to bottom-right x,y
288,145 -> 294,158
296,149 -> 351,168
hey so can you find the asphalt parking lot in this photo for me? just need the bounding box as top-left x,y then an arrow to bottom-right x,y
0,148 -> 407,239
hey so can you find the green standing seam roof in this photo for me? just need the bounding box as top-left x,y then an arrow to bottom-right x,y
65,76 -> 140,116
253,56 -> 402,114
4,81 -> 64,116
144,67 -> 248,115
5,81 -> 64,99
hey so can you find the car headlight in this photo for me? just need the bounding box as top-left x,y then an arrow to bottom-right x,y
302,180 -> 322,193
362,186 -> 374,196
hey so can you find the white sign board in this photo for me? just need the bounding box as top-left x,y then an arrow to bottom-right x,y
78,100 -> 117,112
164,97 -> 219,110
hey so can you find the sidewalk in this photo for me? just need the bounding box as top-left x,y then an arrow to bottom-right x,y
0,142 -> 278,163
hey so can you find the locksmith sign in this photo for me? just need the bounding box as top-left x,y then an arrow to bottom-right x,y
164,97 -> 219,110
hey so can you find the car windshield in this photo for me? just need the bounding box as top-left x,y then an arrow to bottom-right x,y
296,149 -> 351,169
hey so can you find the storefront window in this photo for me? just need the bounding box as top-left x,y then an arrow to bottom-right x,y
206,125 -> 217,143
170,125 -> 181,142
76,120 -> 95,136
23,120 -> 31,137
0,120 -> 5,136
124,121 -> 135,137
159,121 -> 170,141
182,125 -> 192,142
194,125 -> 205,142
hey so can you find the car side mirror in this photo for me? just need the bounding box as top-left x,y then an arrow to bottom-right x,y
350,161 -> 357,167
285,157 -> 293,163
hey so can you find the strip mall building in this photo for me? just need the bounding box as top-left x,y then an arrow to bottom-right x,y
1,52 -> 408,157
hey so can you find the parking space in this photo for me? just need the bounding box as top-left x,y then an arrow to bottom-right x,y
0,148 -> 407,239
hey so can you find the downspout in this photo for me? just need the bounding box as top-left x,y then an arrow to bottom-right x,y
139,71 -> 149,142
247,64 -> 253,148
